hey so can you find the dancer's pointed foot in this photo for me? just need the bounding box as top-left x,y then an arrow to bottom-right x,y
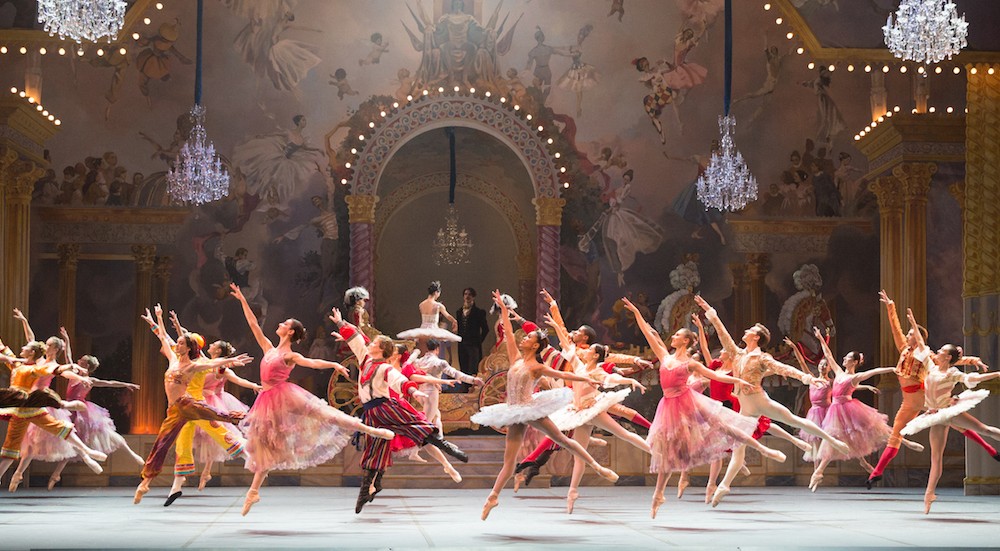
677,473 -> 690,499
242,489 -> 260,516
924,493 -> 937,514
164,491 -> 182,507
740,465 -> 751,477
481,493 -> 499,520
513,472 -> 526,493
651,493 -> 666,519
82,454 -> 103,474
566,489 -> 579,514
444,464 -> 462,483
590,437 -> 608,447
47,475 -> 60,491
705,484 -> 717,504
809,472 -> 823,492
792,437 -> 811,453
595,465 -> 619,483
761,447 -> 786,463
88,449 -> 108,462
866,474 -> 882,490
369,427 -> 395,440
409,450 -> 428,463
8,472 -> 22,493
829,438 -> 852,457
903,439 -> 925,452
710,485 -> 730,508
522,464 -> 541,487
133,485 -> 149,504
198,473 -> 212,491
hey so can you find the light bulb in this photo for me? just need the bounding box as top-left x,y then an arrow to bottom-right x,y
39,47 -> 46,55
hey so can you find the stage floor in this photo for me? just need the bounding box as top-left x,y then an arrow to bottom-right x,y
0,486 -> 996,549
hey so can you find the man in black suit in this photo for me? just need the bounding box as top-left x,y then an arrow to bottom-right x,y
454,287 -> 489,391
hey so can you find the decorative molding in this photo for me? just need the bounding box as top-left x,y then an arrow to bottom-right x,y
349,95 -> 560,199
894,162 -> 936,200
728,218 -> 872,254
964,69 -> 1000,298
39,223 -> 181,245
35,207 -> 190,225
345,194 -> 379,224
131,244 -> 156,271
532,197 -> 566,226
56,243 -> 81,269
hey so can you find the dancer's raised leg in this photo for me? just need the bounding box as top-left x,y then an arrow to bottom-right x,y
482,424 -> 526,520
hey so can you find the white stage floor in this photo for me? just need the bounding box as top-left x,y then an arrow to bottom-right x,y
0,486 -> 996,549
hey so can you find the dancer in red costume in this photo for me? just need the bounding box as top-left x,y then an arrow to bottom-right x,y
474,291 -> 619,520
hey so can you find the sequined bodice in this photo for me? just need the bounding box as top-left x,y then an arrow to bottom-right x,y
808,383 -> 832,407
419,312 -> 440,328
830,376 -> 856,404
505,360 -> 538,405
260,348 -> 293,388
659,361 -> 691,398
67,379 -> 90,401
924,367 -> 968,409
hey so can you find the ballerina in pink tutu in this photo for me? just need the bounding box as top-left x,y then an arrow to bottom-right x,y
809,328 -> 923,491
230,284 -> 394,515
622,297 -> 786,519
786,338 -> 832,464
196,340 -> 262,490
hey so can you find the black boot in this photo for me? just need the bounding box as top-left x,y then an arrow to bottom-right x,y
424,433 -> 469,463
356,469 -> 378,514
534,448 -> 555,470
523,448 -> 554,486
372,470 -> 385,496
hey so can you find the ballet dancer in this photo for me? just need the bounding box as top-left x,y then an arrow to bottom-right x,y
411,339 -> 484,434
693,295 -> 850,507
473,290 -> 619,520
397,281 -> 462,346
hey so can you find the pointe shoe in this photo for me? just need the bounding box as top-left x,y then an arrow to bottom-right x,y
590,437 -> 608,447
444,464 -> 462,483
521,464 -> 541,487
198,473 -> 212,491
829,438 -> 852,457
705,484 -> 717,504
88,450 -> 108,462
924,493 -> 937,514
82,455 -> 104,474
8,472 -> 22,493
566,489 -> 579,514
369,427 -> 395,440
710,485 -> 730,508
677,475 -> 690,499
242,489 -> 260,516
133,486 -> 149,504
740,465 -> 752,477
481,494 -> 499,521
47,475 -> 60,491
809,472 -> 823,492
866,474 -> 882,490
903,439 -> 925,452
513,472 -> 525,493
792,437 -> 811,453
761,447 -> 787,463
595,465 -> 619,483
651,493 -> 666,519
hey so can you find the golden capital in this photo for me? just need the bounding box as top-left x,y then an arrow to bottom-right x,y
746,253 -> 770,280
892,162 -> 936,200
729,262 -> 749,288
345,194 -> 379,224
532,197 -> 566,226
131,244 -> 157,271
0,145 -> 17,170
153,256 -> 173,280
870,175 -> 905,213
56,243 -> 81,269
6,159 -> 43,201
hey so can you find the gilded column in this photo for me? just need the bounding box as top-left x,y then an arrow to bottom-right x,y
728,262 -> 750,333
346,194 -> 378,318
0,147 -> 16,344
746,253 -> 770,330
1,158 -> 43,346
870,175 -> 905,370
56,243 -> 81,342
963,63 -> 1000,495
896,162 -> 935,325
533,197 -> 565,321
130,244 -> 158,434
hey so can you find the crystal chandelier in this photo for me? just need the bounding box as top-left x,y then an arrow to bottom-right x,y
167,104 -> 230,205
433,204 -> 473,265
36,0 -> 128,43
883,0 -> 968,65
696,0 -> 757,212
696,115 -> 757,211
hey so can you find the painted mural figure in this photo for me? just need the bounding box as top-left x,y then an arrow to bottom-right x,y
359,32 -> 390,66
556,24 -> 599,117
801,67 -> 845,149
231,115 -> 327,206
329,68 -> 361,100
274,191 -> 340,291
525,26 -> 562,103
608,0 -> 625,22
677,0 -> 723,37
598,169 -> 664,286
234,10 -> 322,92
660,28 -> 707,93
135,19 -> 192,109
89,45 -> 131,121
633,57 -> 678,145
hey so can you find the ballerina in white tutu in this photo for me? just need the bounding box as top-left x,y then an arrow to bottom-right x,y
541,290 -> 649,514
397,281 -> 462,344
473,291 -> 620,520
902,344 -> 997,513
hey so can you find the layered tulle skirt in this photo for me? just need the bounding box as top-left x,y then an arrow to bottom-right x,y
646,389 -> 759,473
818,399 -> 890,461
72,401 -> 128,456
470,388 -> 572,428
23,408 -> 77,462
240,382 -> 354,472
396,327 -> 462,342
550,388 -> 631,432
799,404 -> 829,448
197,391 -> 250,463
902,389 -> 991,436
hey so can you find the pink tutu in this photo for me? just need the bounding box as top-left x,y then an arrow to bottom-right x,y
240,382 -> 354,472
646,387 -> 758,473
818,398 -> 889,461
799,384 -> 832,451
196,390 -> 250,463
23,408 -> 78,462
71,401 -> 128,456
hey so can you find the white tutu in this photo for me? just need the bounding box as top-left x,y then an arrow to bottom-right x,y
471,388 -> 572,428
396,327 -> 462,342
550,388 -> 631,431
902,389 -> 990,436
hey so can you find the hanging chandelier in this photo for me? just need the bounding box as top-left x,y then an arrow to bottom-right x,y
696,0 -> 757,212
433,204 -> 473,265
432,128 -> 472,265
166,0 -> 229,205
36,0 -> 128,43
883,0 -> 968,65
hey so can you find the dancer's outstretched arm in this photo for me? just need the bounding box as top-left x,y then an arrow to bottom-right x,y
851,367 -> 895,385
286,351 -> 349,379
905,307 -> 926,349
151,305 -> 177,361
222,368 -> 262,392
169,310 -> 188,338
329,307 -> 368,365
492,290 -> 519,362
12,308 -> 34,344
622,297 -> 668,360
230,283 -> 274,352
879,290 -> 906,352
192,354 -> 254,373
60,327 -> 74,365
790,335 -> 822,377
694,295 -> 741,360
693,314 -> 714,365
812,328 -> 843,377
689,359 -> 751,390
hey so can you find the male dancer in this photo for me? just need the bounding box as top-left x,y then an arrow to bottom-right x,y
694,295 -> 851,506
866,290 -> 932,488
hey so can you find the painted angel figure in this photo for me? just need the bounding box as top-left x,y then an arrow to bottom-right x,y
233,9 -> 322,92
231,115 -> 327,207
359,32 -> 390,66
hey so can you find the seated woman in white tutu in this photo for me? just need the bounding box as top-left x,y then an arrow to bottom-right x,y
397,281 -> 462,344
902,344 -> 997,513
542,290 -> 649,514
472,291 -> 620,521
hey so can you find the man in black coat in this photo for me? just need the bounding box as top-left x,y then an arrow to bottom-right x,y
454,287 -> 489,390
